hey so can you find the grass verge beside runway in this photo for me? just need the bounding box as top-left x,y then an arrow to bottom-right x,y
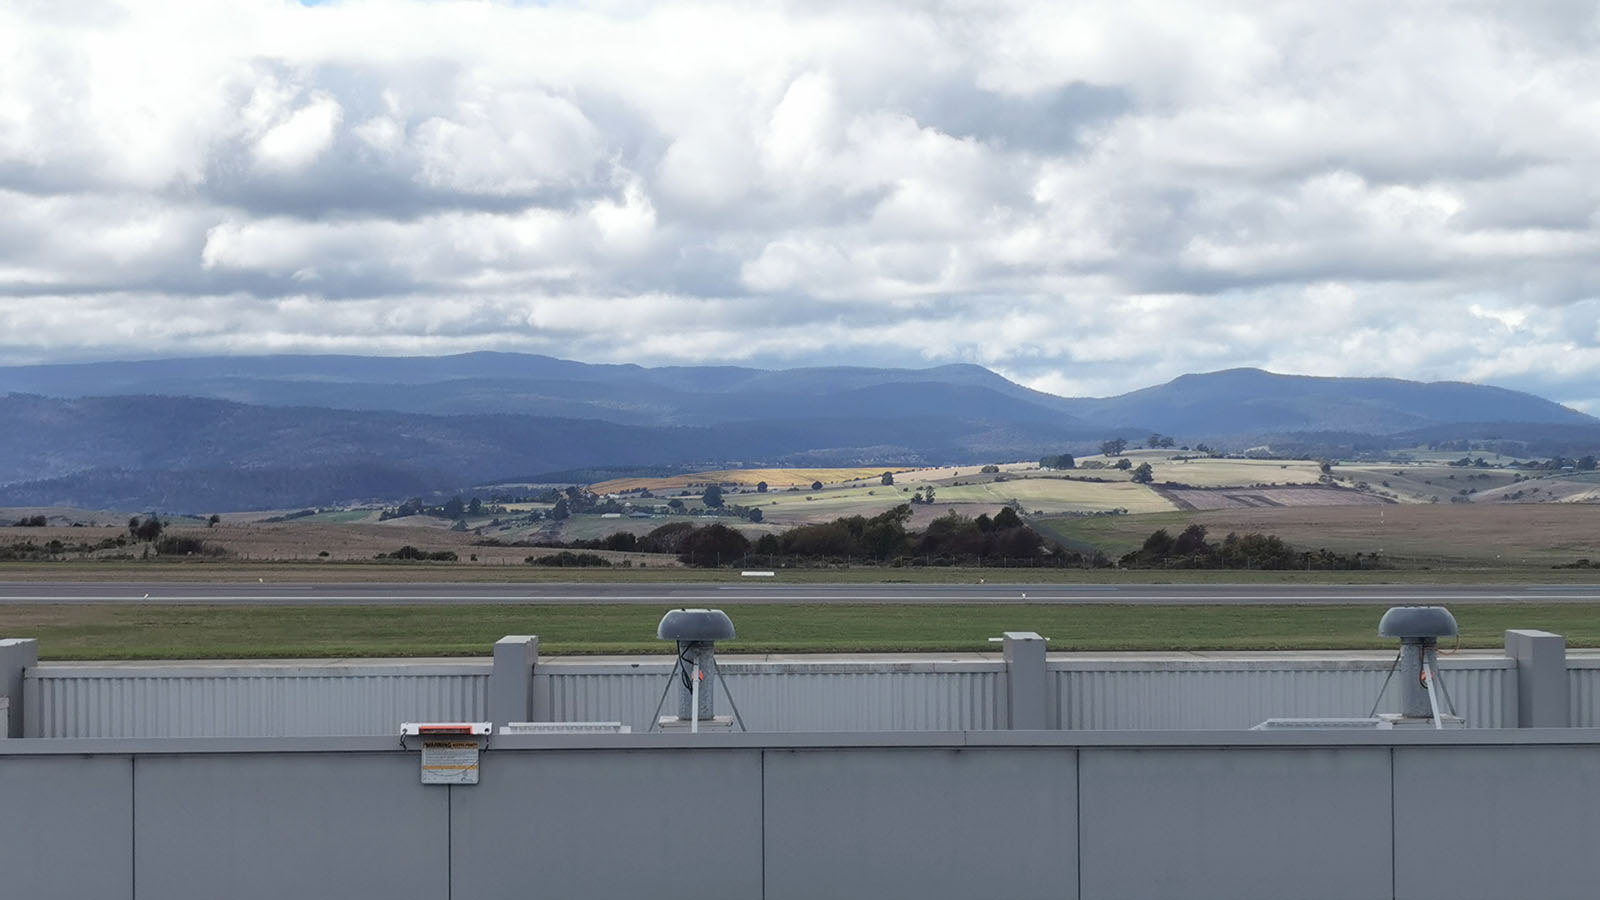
5,561 -> 1600,584
7,602 -> 1600,659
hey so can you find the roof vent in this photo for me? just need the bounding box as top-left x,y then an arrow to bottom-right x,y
656,608 -> 736,642
649,609 -> 745,733
1377,606 -> 1458,640
1256,605 -> 1464,730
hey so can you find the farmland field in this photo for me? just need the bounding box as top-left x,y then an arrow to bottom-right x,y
1035,503 -> 1600,567
590,467 -> 913,493
934,478 -> 1174,514
1156,485 -> 1387,511
1334,463 -> 1523,503
1130,456 -> 1326,487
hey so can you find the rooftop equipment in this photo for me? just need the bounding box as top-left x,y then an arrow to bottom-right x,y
1255,605 -> 1463,730
648,609 -> 746,733
1370,605 -> 1461,728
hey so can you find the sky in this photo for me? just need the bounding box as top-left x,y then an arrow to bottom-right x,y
2,0 -> 1599,409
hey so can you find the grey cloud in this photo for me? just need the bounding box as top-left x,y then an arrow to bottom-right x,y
1,0 -> 1598,408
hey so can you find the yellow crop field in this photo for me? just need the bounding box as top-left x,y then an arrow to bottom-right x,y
751,485 -> 912,523
934,479 -> 1176,514
1145,458 -> 1325,487
591,467 -> 914,494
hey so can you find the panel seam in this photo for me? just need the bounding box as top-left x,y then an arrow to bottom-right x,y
760,749 -> 768,900
1389,746 -> 1397,900
130,755 -> 137,900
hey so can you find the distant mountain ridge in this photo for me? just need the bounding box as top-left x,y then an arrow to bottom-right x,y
0,353 -> 1592,509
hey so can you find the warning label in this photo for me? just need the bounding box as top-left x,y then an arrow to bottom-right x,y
421,739 -> 480,785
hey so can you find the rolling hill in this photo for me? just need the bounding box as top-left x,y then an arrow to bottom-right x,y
1,354 -> 1593,510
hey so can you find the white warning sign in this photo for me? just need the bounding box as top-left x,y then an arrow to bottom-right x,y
421,739 -> 481,785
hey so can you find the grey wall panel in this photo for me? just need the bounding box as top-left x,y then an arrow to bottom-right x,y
0,755 -> 131,900
721,669 -> 1005,731
1394,746 -> 1600,900
28,665 -> 488,737
544,665 -> 1004,732
544,667 -> 671,731
763,748 -> 1076,900
23,656 -> 1515,737
1567,662 -> 1600,727
1055,659 -> 1512,730
134,753 -> 448,900
1078,747 -> 1391,900
450,749 -> 762,899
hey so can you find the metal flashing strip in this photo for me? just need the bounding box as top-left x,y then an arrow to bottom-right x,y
7,727 -> 1600,756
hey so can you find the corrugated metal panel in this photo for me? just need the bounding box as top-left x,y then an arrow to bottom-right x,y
22,656 -> 1517,737
544,663 -> 1005,732
1568,661 -> 1600,727
720,668 -> 1004,732
26,664 -> 490,738
1052,658 -> 1514,730
545,667 -> 673,733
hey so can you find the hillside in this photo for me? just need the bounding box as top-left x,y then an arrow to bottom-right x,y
0,394 -> 1099,510
1076,369 -> 1591,436
1,354 -> 1594,510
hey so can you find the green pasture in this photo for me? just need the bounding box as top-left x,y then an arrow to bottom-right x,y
9,601 -> 1600,659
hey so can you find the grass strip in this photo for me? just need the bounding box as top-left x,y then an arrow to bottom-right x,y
5,561 -> 1599,584
6,602 -> 1600,659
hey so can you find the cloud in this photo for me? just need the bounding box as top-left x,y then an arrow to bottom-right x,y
0,0 -> 1598,413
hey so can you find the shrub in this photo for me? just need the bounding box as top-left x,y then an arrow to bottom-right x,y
379,546 -> 458,561
528,551 -> 612,567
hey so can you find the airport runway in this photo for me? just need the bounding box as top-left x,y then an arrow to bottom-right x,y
2,582 -> 1599,605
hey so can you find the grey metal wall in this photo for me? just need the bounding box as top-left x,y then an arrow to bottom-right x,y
25,663 -> 489,737
8,730 -> 1600,900
1052,657 -> 1514,729
21,655 -> 1517,738
1568,659 -> 1600,726
543,660 -> 1005,732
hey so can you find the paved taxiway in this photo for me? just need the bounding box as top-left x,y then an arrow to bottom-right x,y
2,582 -> 1598,605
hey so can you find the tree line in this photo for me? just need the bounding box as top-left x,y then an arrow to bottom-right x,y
1118,524 -> 1383,570
502,504 -> 1105,569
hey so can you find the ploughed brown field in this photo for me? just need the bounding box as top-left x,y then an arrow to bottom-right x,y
1155,485 -> 1389,511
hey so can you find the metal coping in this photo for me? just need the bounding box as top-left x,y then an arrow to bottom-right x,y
7,728 -> 1600,756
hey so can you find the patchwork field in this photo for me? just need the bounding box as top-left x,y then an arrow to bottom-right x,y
590,467 -> 913,493
1036,503 -> 1600,567
8,454 -> 1598,574
1334,463 -> 1523,503
1156,485 -> 1387,511
1121,456 -> 1327,487
933,478 -> 1175,514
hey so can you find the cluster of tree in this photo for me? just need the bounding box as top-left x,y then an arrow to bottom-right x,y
374,546 -> 459,561
1100,438 -> 1129,456
1038,454 -> 1076,470
980,464 -> 1001,474
260,508 -> 318,523
379,495 -> 506,522
1118,525 -> 1382,570
740,506 -> 1105,568
909,485 -> 937,504
127,516 -> 164,542
1145,433 -> 1177,448
0,537 -> 129,560
154,535 -> 226,557
12,515 -> 47,527
1517,455 -> 1598,472
527,551 -> 612,567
